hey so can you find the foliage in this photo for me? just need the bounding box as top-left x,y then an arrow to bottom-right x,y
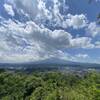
0,70 -> 100,100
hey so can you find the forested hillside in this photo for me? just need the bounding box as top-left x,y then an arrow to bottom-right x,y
0,70 -> 100,100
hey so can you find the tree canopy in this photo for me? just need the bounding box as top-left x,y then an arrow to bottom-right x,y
0,70 -> 100,100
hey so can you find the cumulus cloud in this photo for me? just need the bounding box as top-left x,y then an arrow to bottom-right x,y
0,0 -> 99,62
7,0 -> 51,20
71,37 -> 94,48
69,53 -> 90,63
0,19 -> 68,62
63,14 -> 88,29
75,54 -> 89,59
0,17 -> 95,62
86,22 -> 100,37
95,41 -> 100,48
6,0 -> 88,30
4,3 -> 15,16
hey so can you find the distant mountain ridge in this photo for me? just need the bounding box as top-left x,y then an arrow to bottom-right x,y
31,57 -> 100,66
0,57 -> 100,65
0,57 -> 100,70
33,58 -> 75,65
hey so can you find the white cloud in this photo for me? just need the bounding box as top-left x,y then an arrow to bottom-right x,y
95,41 -> 100,48
4,3 -> 15,16
7,0 -> 38,17
0,19 -> 70,62
71,37 -> 94,48
0,18 -> 95,62
69,53 -> 90,63
86,22 -> 100,37
63,14 -> 88,29
6,0 -> 88,30
7,0 -> 50,20
0,53 -> 46,63
75,54 -> 89,59
0,0 -> 99,62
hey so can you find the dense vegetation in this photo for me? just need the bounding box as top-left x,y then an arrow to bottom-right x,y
0,70 -> 100,100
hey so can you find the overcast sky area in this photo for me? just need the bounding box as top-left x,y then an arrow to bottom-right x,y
0,0 -> 100,63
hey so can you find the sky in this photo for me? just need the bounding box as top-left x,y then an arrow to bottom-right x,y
0,0 -> 100,63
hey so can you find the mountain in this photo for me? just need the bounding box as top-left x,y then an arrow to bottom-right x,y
32,57 -> 96,66
33,57 -> 74,65
32,57 -> 100,69
0,57 -> 100,71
